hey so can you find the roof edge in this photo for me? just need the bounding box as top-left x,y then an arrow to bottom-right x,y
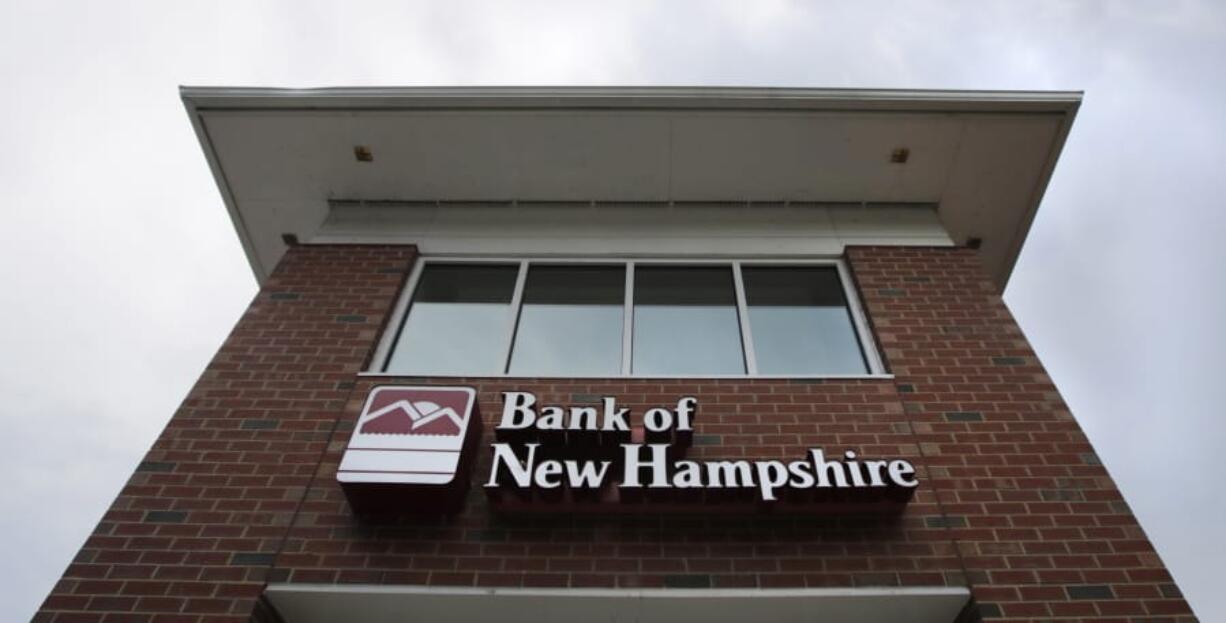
993,93 -> 1081,289
182,89 -> 269,282
179,85 -> 1082,114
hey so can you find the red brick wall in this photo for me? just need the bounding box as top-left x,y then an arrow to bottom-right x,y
34,244 -> 1195,622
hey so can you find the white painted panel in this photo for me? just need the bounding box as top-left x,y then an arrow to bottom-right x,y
239,198 -> 330,277
206,111 -> 674,202
668,113 -> 963,202
828,204 -> 955,238
266,584 -> 971,623
939,116 -> 1063,285
337,449 -> 461,474
343,430 -> 472,451
310,203 -> 953,259
335,471 -> 454,485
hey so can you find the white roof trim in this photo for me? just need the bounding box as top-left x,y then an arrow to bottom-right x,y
182,85 -> 1081,113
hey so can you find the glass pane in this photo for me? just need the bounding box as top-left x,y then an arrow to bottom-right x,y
741,266 -> 868,375
509,265 -> 625,376
632,266 -> 745,375
385,264 -> 519,375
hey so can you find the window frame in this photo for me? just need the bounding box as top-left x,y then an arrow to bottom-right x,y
365,256 -> 888,379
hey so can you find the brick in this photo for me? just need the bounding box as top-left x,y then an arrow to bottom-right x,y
991,356 -> 1027,366
1040,489 -> 1084,502
230,553 -> 276,567
143,511 -> 187,524
1066,584 -> 1114,600
943,412 -> 983,422
239,419 -> 279,430
925,516 -> 967,529
662,575 -> 711,588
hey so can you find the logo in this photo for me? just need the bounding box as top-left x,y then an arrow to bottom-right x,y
357,395 -> 467,436
337,386 -> 481,513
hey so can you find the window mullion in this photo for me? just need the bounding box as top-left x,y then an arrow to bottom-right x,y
621,261 -> 635,376
732,261 -> 759,375
500,260 -> 530,375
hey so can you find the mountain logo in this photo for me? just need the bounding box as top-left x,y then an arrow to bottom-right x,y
359,398 -> 466,436
337,386 -> 482,513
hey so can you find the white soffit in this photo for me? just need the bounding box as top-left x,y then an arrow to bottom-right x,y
264,584 -> 972,623
181,86 -> 1080,291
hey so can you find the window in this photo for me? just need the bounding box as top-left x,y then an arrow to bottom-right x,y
741,267 -> 868,375
509,265 -> 625,376
632,266 -> 745,375
376,259 -> 882,377
383,263 -> 518,375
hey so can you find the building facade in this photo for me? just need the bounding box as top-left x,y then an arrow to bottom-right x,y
34,88 -> 1196,622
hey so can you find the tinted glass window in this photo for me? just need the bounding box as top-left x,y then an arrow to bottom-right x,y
509,265 -> 625,376
741,266 -> 868,374
632,266 -> 745,375
385,264 -> 519,375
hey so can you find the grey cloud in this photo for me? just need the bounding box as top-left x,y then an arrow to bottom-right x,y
1,1 -> 1223,619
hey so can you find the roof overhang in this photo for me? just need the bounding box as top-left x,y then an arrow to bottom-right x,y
181,86 -> 1080,291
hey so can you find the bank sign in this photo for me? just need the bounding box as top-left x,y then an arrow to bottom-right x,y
338,386 -> 918,514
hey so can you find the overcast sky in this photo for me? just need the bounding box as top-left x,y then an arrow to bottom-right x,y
2,1 -> 1224,620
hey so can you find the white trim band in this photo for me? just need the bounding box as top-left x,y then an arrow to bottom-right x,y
264,583 -> 971,623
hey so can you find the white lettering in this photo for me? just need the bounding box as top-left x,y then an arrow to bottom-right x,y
564,459 -> 611,488
568,407 -> 598,430
788,460 -> 816,488
486,443 -> 536,487
535,460 -> 563,488
672,460 -> 704,488
487,394 -> 921,505
705,460 -> 754,488
843,450 -> 867,487
620,444 -> 670,488
643,407 -> 672,432
865,460 -> 889,487
601,398 -> 630,431
754,460 -> 789,501
674,397 -> 697,431
499,392 -> 536,429
538,406 -> 564,430
810,449 -> 849,488
888,460 -> 919,488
